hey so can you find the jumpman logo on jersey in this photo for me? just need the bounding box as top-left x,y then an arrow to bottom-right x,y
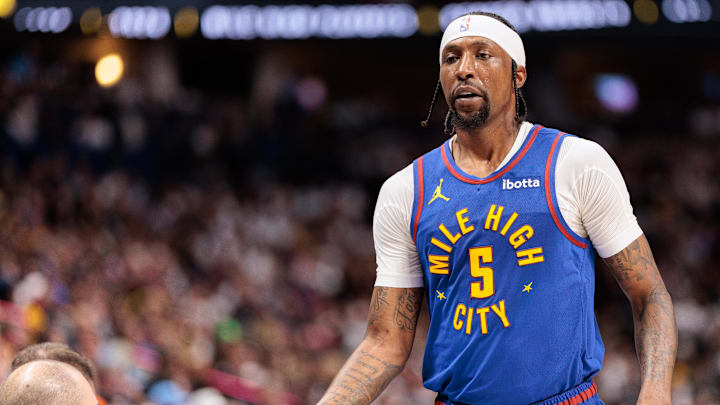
436,290 -> 447,300
428,179 -> 450,205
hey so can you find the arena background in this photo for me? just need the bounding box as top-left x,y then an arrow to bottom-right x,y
1,0 -> 719,404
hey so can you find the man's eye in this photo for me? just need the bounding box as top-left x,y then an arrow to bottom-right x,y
478,52 -> 490,59
445,56 -> 458,63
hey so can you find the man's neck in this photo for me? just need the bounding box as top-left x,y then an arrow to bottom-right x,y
452,116 -> 520,179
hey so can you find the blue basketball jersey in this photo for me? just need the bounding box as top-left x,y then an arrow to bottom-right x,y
411,125 -> 604,404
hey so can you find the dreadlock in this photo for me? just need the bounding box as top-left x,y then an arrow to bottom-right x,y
512,59 -> 527,121
420,80 -> 441,128
421,11 -> 528,135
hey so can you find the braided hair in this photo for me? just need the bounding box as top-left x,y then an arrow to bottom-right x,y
420,11 -> 528,135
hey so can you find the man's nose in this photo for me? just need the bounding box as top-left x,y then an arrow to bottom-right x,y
456,53 -> 474,80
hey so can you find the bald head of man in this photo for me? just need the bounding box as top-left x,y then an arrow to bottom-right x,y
11,342 -> 96,389
0,360 -> 97,405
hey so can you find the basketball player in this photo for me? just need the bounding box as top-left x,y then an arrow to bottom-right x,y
318,11 -> 677,405
0,360 -> 98,405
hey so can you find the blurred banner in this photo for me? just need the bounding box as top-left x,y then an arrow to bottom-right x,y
2,0 -> 718,38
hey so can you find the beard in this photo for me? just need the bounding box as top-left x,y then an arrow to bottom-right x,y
450,98 -> 490,131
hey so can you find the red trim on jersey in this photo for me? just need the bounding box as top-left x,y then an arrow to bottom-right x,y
413,157 -> 425,243
556,383 -> 597,405
544,132 -> 588,249
435,383 -> 596,405
441,125 -> 543,184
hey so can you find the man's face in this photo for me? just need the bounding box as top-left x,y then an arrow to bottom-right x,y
439,36 -> 526,130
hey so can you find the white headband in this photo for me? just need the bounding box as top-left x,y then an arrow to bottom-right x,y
439,14 -> 526,67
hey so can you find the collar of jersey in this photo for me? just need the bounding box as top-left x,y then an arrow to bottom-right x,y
441,124 -> 542,185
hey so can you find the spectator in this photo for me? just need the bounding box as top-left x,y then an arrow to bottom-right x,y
0,360 -> 97,405
11,342 -> 96,388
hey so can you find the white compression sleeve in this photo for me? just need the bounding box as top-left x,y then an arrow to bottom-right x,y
373,163 -> 424,288
555,137 -> 643,258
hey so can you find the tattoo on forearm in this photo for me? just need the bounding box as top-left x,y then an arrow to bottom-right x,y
393,288 -> 421,331
320,288 -> 423,404
368,287 -> 389,327
603,236 -> 677,387
636,286 -> 677,382
321,350 -> 402,404
603,237 -> 654,285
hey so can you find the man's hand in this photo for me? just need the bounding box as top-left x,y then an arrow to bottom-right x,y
603,234 -> 677,405
317,287 -> 423,405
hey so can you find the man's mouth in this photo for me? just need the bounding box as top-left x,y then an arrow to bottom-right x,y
453,86 -> 485,103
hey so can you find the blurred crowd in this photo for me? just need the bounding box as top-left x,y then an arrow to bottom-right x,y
1,42 -> 720,405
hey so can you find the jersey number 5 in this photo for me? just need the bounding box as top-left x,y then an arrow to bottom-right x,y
469,246 -> 494,299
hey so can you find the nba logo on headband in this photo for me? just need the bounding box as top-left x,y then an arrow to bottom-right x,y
459,17 -> 470,32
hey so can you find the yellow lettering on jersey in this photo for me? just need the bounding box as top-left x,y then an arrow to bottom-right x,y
484,204 -> 504,231
476,307 -> 490,334
431,237 -> 453,253
499,212 -> 519,236
465,307 -> 475,335
517,247 -> 545,266
491,299 -> 511,328
453,304 -> 466,331
509,225 -> 534,249
438,224 -> 461,244
451,300 -> 511,335
428,255 -> 450,274
456,208 -> 475,235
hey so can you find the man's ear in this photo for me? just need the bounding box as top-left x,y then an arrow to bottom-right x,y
515,64 -> 527,89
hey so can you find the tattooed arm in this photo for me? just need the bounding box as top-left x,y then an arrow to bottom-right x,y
603,234 -> 677,405
317,286 -> 423,405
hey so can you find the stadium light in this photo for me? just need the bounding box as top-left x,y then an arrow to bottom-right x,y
594,74 -> 639,114
200,4 -> 418,40
634,0 -> 660,23
174,6 -> 199,38
108,6 -> 171,39
661,0 -> 712,22
0,0 -> 16,19
80,7 -> 102,35
417,5 -> 441,35
440,0 -> 632,33
13,6 -> 72,33
95,53 -> 124,88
